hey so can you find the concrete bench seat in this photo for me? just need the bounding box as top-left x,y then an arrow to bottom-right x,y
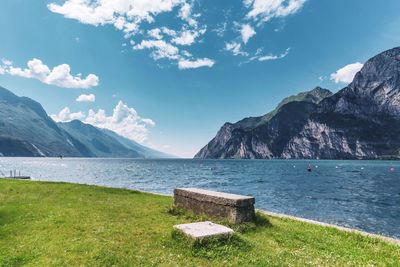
174,188 -> 255,224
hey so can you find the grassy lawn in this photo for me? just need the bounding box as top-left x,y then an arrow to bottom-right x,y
0,179 -> 399,266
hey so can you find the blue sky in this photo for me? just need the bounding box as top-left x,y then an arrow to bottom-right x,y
0,0 -> 399,157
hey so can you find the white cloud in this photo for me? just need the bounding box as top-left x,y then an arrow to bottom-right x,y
245,0 -> 307,24
51,107 -> 85,122
172,28 -> 206,46
1,58 -> 12,65
48,0 -> 212,69
330,62 -> 363,84
51,101 -> 155,143
134,37 -> 215,68
240,24 -> 256,44
224,42 -> 248,56
0,58 -> 99,89
255,48 -> 290,61
178,58 -> 215,69
76,94 -> 96,102
148,28 -> 163,39
178,2 -> 197,27
142,118 -> 156,126
161,27 -> 177,36
84,101 -> 155,143
181,50 -> 192,57
133,40 -> 180,60
213,22 -> 227,37
48,0 -> 185,30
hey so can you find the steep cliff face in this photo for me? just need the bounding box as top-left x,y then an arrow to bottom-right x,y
195,47 -> 400,159
195,88 -> 331,159
320,47 -> 400,117
281,120 -> 379,159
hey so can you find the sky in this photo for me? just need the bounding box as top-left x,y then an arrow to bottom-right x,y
0,0 -> 399,158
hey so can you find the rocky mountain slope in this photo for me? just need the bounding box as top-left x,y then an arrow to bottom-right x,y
0,86 -> 172,158
195,47 -> 400,159
58,120 -> 142,158
101,128 -> 172,159
0,87 -> 82,157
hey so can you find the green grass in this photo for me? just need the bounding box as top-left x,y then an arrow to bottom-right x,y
0,179 -> 399,266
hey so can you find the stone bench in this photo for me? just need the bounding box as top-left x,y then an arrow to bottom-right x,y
174,188 -> 255,224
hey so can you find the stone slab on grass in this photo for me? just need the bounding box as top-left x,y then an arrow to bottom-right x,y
174,221 -> 234,240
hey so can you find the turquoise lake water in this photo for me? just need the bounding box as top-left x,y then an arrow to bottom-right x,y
0,158 -> 399,239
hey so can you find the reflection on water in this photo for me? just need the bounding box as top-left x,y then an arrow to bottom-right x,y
0,158 -> 399,238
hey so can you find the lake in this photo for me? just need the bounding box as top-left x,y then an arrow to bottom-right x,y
0,158 -> 399,239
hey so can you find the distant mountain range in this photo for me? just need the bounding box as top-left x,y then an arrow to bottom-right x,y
0,86 -> 173,158
195,47 -> 400,160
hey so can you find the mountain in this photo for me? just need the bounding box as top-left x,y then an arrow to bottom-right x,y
0,86 -> 170,158
101,128 -> 175,158
234,87 -> 332,130
195,47 -> 400,160
0,86 -> 83,157
58,120 -> 142,158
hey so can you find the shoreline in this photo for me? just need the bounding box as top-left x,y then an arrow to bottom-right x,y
2,178 -> 399,265
6,177 -> 400,246
257,210 -> 400,246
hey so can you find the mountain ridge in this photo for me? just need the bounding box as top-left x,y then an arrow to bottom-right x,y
195,47 -> 400,159
0,86 -> 173,158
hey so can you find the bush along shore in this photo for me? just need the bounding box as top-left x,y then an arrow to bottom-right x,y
0,179 -> 399,266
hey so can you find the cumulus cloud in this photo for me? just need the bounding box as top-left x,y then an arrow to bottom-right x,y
224,42 -> 248,56
330,62 -> 363,84
135,26 -> 207,64
245,0 -> 307,24
51,101 -> 155,143
48,0 -> 186,30
84,101 -> 155,143
48,0 -> 213,69
51,107 -> 85,122
240,24 -> 256,44
162,27 -> 177,36
0,58 -> 99,89
172,28 -> 206,46
178,58 -> 215,69
148,28 -> 163,40
133,38 -> 214,69
1,58 -> 12,66
133,40 -> 180,60
178,2 -> 197,27
76,94 -> 96,102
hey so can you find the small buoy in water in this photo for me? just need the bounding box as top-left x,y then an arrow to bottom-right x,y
390,167 -> 395,172
335,166 -> 339,169
361,167 -> 364,170
293,165 -> 296,168
315,165 -> 319,168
